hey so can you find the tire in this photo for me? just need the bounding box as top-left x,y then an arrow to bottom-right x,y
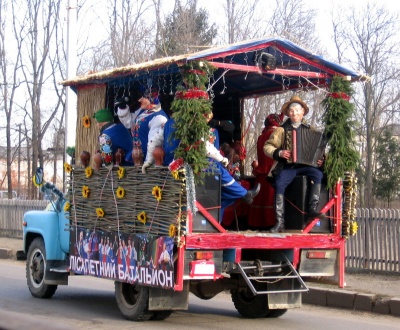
266,309 -> 287,318
26,237 -> 57,298
115,282 -> 153,321
150,310 -> 173,321
231,288 -> 269,318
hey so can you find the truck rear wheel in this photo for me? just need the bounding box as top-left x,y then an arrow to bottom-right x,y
231,288 -> 269,318
115,282 -> 153,321
231,287 -> 287,318
266,309 -> 287,318
26,237 -> 57,298
150,310 -> 173,320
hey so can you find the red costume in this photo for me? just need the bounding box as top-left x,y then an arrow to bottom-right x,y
248,113 -> 284,228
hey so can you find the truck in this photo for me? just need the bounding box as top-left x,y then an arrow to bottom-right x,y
23,37 -> 362,321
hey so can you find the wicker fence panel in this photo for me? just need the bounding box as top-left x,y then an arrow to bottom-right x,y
68,166 -> 187,237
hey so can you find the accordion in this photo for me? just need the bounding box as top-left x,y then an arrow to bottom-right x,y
285,126 -> 327,167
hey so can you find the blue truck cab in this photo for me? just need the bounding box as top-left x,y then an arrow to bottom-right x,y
23,181 -> 70,298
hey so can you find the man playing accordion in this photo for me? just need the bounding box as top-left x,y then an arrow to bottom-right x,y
264,95 -> 325,233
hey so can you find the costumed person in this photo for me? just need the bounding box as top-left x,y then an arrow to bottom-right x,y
92,108 -> 133,169
163,113 -> 260,221
219,142 -> 251,228
247,113 -> 285,230
204,113 -> 260,219
163,116 -> 180,166
124,89 -> 168,173
264,95 -> 325,233
114,96 -> 131,129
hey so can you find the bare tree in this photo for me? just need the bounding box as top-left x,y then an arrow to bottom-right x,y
221,0 -> 322,173
268,0 -> 320,51
221,0 -> 264,44
82,0 -> 155,71
109,0 -> 155,66
0,0 -> 24,198
331,2 -> 400,207
11,0 -> 63,198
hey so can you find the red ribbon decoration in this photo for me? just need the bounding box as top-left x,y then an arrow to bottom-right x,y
327,92 -> 350,101
187,69 -> 206,75
175,89 -> 209,100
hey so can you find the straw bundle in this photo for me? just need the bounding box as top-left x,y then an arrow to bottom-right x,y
75,85 -> 106,164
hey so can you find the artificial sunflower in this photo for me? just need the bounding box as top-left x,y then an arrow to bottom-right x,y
350,221 -> 359,236
171,170 -> 180,180
116,186 -> 125,199
82,115 -> 91,128
64,202 -> 71,212
96,207 -> 105,217
169,224 -> 176,237
85,167 -> 93,178
152,185 -> 162,202
117,166 -> 126,179
82,185 -> 90,198
137,211 -> 147,224
64,163 -> 72,174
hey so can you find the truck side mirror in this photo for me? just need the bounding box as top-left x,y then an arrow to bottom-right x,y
33,167 -> 44,187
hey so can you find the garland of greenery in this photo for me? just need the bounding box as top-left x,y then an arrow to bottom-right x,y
171,60 -> 216,182
322,75 -> 360,189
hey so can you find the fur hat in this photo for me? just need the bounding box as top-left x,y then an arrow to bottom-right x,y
93,108 -> 114,123
265,113 -> 285,127
281,95 -> 309,116
141,88 -> 160,105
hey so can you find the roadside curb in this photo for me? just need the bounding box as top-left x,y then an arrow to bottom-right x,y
0,248 -> 12,259
303,287 -> 400,317
0,248 -> 25,260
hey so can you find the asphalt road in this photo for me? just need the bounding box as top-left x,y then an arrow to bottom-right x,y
0,259 -> 399,330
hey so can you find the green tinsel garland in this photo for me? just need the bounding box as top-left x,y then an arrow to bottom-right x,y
322,76 -> 360,188
171,60 -> 216,182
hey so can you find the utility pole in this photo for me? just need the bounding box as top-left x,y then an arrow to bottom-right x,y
65,0 -> 77,190
65,1 -> 77,156
18,123 -> 21,198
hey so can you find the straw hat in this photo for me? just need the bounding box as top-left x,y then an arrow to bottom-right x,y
281,95 -> 309,116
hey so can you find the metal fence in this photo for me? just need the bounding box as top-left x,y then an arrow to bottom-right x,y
346,208 -> 400,273
0,202 -> 399,273
0,200 -> 48,238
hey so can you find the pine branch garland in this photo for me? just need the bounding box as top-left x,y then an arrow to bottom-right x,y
171,60 -> 216,183
322,76 -> 360,188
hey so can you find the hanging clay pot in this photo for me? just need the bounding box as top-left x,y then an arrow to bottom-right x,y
80,151 -> 91,168
114,148 -> 125,166
132,145 -> 144,166
93,152 -> 103,171
153,146 -> 165,166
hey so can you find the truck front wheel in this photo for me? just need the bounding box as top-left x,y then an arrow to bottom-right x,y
26,237 -> 57,298
115,282 -> 153,321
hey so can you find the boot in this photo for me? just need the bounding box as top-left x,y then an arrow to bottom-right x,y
307,183 -> 325,220
269,194 -> 285,233
243,183 -> 261,204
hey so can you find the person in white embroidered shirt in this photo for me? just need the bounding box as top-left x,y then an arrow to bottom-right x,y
116,89 -> 168,174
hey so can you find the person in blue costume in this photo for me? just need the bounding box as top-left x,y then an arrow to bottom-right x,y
118,89 -> 168,173
93,108 -> 133,166
163,117 -> 180,167
204,113 -> 260,218
164,113 -> 260,221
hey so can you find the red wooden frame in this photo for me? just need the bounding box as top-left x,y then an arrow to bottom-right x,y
174,181 -> 346,289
